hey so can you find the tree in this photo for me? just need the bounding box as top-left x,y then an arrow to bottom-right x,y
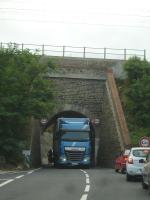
122,57 -> 150,145
0,45 -> 55,164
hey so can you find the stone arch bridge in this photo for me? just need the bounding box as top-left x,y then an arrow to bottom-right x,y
31,57 -> 131,168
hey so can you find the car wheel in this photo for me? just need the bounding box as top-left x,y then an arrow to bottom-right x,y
121,168 -> 126,174
142,178 -> 148,190
126,173 -> 132,181
115,169 -> 119,173
148,180 -> 150,195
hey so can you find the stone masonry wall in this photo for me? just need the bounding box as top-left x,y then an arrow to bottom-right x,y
51,77 -> 105,122
38,56 -> 128,167
98,83 -> 122,167
40,77 -> 105,166
41,56 -> 125,78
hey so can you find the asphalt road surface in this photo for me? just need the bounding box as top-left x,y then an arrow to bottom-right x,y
0,167 -> 149,200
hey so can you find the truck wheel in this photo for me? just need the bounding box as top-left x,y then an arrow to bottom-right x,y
126,173 -> 132,181
85,165 -> 90,169
91,158 -> 95,168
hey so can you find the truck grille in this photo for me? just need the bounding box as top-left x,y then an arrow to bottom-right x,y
65,150 -> 84,162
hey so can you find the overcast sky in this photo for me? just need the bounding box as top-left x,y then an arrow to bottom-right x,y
0,0 -> 150,59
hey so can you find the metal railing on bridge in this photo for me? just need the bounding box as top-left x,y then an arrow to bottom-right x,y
0,42 -> 146,61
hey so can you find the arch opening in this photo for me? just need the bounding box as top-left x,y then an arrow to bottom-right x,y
40,110 -> 95,167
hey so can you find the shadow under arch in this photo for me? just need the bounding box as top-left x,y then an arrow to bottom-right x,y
43,110 -> 95,133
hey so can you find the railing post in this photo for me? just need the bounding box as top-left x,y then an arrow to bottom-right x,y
104,48 -> 106,60
63,46 -> 65,57
144,49 -> 146,60
83,47 -> 86,58
124,48 -> 126,60
42,44 -> 44,56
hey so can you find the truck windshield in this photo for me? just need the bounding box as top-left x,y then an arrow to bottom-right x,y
61,131 -> 90,141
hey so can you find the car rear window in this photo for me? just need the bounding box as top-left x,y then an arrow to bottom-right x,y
132,149 -> 150,157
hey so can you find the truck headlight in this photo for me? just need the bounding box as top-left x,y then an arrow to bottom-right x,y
60,156 -> 67,162
83,156 -> 90,162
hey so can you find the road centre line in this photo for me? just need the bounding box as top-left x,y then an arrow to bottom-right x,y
80,169 -> 91,200
85,174 -> 89,178
86,178 -> 90,184
84,184 -> 90,192
80,194 -> 88,200
0,179 -> 14,187
80,169 -> 87,174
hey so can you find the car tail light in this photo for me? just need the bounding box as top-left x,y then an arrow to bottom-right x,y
123,155 -> 128,161
128,157 -> 133,164
124,157 -> 128,162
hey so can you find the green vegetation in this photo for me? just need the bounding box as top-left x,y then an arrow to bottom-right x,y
119,57 -> 150,146
0,45 -> 55,165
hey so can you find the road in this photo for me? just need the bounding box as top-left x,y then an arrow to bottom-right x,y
0,168 -> 149,200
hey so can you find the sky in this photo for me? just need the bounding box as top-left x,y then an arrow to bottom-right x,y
0,0 -> 150,59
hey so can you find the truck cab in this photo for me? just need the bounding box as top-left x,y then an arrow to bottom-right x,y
53,118 -> 95,167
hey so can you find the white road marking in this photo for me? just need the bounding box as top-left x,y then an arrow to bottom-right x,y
80,169 -> 86,173
34,168 -> 41,171
86,178 -> 90,184
0,167 -> 41,175
0,179 -> 14,187
85,174 -> 89,178
80,169 -> 91,200
0,170 -> 28,175
27,168 -> 41,175
15,175 -> 24,179
84,184 -> 90,192
80,194 -> 88,200
27,170 -> 34,174
0,168 -> 40,188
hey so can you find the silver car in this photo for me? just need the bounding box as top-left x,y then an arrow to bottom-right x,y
141,151 -> 150,195
126,147 -> 150,181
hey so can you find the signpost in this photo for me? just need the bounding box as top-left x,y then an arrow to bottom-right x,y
22,150 -> 31,168
139,136 -> 150,147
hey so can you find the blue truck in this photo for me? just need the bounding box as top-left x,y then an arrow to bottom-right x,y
53,118 -> 95,167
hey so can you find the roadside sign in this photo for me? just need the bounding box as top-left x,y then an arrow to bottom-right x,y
22,150 -> 31,157
40,118 -> 48,125
92,118 -> 100,125
22,150 -> 31,168
139,137 -> 150,147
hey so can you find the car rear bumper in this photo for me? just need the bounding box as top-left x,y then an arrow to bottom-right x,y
126,165 -> 143,176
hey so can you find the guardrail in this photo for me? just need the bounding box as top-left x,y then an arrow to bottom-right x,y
0,42 -> 146,60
